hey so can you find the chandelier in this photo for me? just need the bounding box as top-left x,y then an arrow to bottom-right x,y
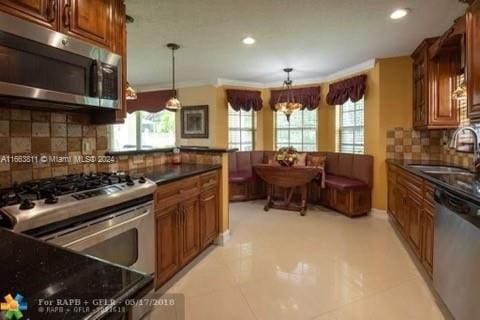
275,68 -> 303,121
165,43 -> 182,111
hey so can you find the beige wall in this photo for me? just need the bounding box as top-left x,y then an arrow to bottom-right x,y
176,85 -> 221,147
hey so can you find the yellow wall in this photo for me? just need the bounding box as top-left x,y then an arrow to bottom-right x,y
176,85 -> 221,147
374,57 -> 413,209
178,56 -> 412,210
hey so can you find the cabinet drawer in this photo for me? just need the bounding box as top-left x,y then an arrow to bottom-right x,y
398,171 -> 423,197
201,186 -> 217,200
200,171 -> 218,190
155,176 -> 200,206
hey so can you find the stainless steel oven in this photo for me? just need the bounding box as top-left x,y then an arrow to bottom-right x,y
40,201 -> 155,275
0,11 -> 121,110
40,200 -> 155,320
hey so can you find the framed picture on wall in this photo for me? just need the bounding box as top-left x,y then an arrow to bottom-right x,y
181,105 -> 209,138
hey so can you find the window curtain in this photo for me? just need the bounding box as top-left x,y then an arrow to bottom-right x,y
126,90 -> 175,113
269,86 -> 320,111
326,75 -> 367,106
226,89 -> 263,111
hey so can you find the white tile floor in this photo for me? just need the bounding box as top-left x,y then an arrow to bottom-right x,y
147,201 -> 451,320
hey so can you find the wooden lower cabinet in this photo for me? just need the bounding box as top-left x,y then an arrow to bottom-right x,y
179,197 -> 200,266
154,171 -> 219,288
200,187 -> 219,249
387,163 -> 435,277
155,204 -> 180,285
407,194 -> 423,256
422,205 -> 434,275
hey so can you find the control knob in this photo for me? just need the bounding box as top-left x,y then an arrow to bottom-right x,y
19,199 -> 35,210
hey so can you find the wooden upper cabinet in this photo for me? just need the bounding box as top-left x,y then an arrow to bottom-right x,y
60,0 -> 113,49
412,38 -> 459,130
412,39 -> 435,129
467,0 -> 480,119
0,0 -> 58,29
428,48 -> 461,127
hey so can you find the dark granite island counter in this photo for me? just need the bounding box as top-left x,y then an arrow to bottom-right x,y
128,163 -> 221,185
0,228 -> 153,320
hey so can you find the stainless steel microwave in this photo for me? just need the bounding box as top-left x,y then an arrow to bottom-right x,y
0,12 -> 121,110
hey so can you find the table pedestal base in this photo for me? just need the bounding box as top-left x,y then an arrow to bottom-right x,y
263,184 -> 308,216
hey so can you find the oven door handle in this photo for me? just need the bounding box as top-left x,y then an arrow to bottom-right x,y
62,209 -> 150,250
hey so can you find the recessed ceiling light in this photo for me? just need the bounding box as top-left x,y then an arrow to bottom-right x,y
242,37 -> 256,45
390,8 -> 411,20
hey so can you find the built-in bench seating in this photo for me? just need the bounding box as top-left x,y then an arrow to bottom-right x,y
228,151 -> 373,217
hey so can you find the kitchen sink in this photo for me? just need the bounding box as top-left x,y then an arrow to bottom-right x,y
407,165 -> 474,176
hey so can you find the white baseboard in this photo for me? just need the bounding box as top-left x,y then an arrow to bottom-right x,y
215,229 -> 230,246
370,208 -> 388,219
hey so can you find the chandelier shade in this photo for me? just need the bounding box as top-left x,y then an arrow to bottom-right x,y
125,82 -> 137,100
273,68 -> 302,121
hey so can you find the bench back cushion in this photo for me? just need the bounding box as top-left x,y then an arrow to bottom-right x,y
229,150 -> 373,187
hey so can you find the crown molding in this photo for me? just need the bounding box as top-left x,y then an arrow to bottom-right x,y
215,78 -> 266,89
133,58 -> 377,92
263,59 -> 377,88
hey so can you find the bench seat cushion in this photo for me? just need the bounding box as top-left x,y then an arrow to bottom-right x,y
324,174 -> 369,191
229,170 -> 254,183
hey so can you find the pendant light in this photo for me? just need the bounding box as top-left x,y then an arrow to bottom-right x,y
165,43 -> 181,111
274,68 -> 303,121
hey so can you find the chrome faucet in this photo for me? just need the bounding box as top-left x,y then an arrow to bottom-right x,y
448,126 -> 480,171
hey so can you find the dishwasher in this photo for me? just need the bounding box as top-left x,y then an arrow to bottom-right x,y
433,188 -> 480,320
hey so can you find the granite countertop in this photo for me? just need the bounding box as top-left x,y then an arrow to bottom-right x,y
0,228 -> 153,320
106,146 -> 237,156
128,163 -> 221,185
387,159 -> 480,205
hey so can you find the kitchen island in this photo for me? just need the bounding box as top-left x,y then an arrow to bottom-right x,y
0,228 -> 153,320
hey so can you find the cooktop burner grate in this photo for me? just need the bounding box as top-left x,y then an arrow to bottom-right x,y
0,172 -> 131,207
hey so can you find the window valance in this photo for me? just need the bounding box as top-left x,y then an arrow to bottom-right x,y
269,86 -> 320,111
226,89 -> 263,111
127,90 -> 175,113
326,75 -> 367,106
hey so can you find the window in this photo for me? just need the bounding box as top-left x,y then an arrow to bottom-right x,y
275,109 -> 317,151
228,105 -> 255,151
110,110 -> 176,150
336,98 -> 364,154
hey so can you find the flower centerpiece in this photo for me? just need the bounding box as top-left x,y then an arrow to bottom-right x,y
275,146 -> 299,167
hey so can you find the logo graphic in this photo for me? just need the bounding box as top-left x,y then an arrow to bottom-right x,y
1,294 -> 27,320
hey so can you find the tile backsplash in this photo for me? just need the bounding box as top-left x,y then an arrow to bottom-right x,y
386,127 -> 474,168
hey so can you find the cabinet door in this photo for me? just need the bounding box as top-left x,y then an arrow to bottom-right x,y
61,0 -> 113,48
407,194 -> 423,257
394,185 -> 408,232
413,55 -> 427,128
200,187 -> 218,249
179,196 -> 200,266
428,50 -> 460,127
387,169 -> 396,218
0,0 -> 58,29
422,206 -> 434,276
467,0 -> 480,119
155,205 -> 180,287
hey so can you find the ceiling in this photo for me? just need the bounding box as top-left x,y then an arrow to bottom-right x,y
126,0 -> 467,89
